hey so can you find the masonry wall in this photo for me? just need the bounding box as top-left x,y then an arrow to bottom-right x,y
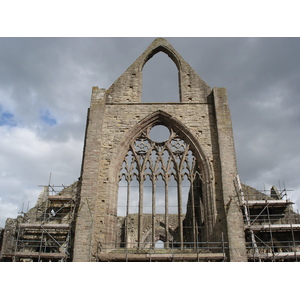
73,39 -> 247,261
213,88 -> 247,261
0,219 -> 18,260
73,91 -> 247,261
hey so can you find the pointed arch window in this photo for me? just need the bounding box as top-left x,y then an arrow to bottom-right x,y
142,51 -> 180,103
117,124 -> 204,250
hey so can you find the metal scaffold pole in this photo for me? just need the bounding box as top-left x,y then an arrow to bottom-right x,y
235,175 -> 261,262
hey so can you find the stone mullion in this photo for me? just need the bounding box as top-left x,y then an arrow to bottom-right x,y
188,155 -> 197,249
131,147 -> 143,250
164,174 -> 169,248
125,177 -> 130,249
127,149 -> 138,249
196,172 -> 204,243
137,139 -> 154,250
190,175 -> 197,249
167,144 -> 182,248
177,173 -> 183,249
138,174 -> 144,249
137,142 -> 155,249
151,174 -> 156,248
165,150 -> 174,249
178,146 -> 190,249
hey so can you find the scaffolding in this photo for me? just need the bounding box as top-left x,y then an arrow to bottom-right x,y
236,176 -> 300,262
96,238 -> 228,262
1,183 -> 78,262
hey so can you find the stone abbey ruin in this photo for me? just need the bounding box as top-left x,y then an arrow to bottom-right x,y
1,38 -> 300,262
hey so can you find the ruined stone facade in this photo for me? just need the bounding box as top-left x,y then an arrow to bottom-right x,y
1,38 -> 299,262
72,38 -> 247,262
0,182 -> 79,261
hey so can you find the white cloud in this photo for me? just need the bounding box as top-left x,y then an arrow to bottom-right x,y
0,124 -> 83,227
0,198 -> 19,224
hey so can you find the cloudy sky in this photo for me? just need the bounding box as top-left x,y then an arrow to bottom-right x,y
0,37 -> 300,227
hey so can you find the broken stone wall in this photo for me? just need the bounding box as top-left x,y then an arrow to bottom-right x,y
0,181 -> 80,261
73,39 -> 247,262
0,218 -> 18,260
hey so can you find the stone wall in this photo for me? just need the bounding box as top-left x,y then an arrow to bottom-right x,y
73,38 -> 247,261
0,218 -> 18,260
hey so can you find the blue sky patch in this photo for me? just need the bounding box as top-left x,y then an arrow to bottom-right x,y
40,109 -> 57,126
0,107 -> 16,127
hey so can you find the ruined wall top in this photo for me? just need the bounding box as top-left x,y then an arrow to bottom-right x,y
104,38 -> 211,104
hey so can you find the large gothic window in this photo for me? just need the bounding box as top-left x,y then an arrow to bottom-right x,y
117,124 -> 204,250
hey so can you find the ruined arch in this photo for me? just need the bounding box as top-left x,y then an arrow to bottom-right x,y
142,51 -> 180,103
110,110 -> 216,249
140,225 -> 170,249
105,38 -> 211,104
111,110 -> 213,183
139,42 -> 182,103
141,44 -> 182,71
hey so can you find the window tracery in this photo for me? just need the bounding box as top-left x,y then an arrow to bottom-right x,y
118,124 -> 203,249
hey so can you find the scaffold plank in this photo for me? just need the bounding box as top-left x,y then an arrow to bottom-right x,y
241,200 -> 293,207
48,195 -> 73,202
249,252 -> 300,260
15,252 -> 67,259
98,252 -> 225,261
246,224 -> 300,232
2,252 -> 67,259
19,223 -> 70,229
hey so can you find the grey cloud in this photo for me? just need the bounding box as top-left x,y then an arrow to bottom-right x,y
0,37 -> 300,227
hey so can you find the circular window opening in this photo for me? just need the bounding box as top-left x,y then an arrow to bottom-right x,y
149,125 -> 170,143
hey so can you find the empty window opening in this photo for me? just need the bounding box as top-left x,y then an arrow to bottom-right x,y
142,52 -> 180,103
129,176 -> 139,214
156,175 -> 165,214
155,240 -> 165,249
143,176 -> 152,214
149,125 -> 170,143
118,176 -> 127,217
117,124 -> 203,250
